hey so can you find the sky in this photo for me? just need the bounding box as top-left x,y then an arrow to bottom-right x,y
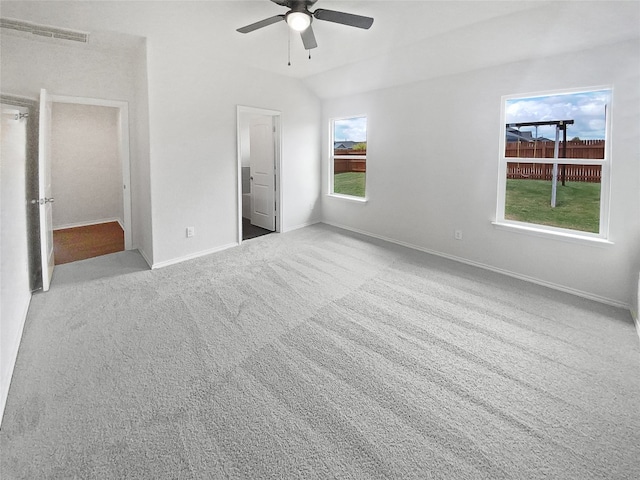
505,89 -> 610,140
334,116 -> 367,142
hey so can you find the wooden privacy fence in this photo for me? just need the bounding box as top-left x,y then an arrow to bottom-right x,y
507,162 -> 602,182
334,149 -> 366,174
334,159 -> 366,174
505,140 -> 604,159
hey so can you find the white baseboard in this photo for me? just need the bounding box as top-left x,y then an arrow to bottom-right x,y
323,221 -> 631,311
152,242 -> 238,270
137,248 -> 153,269
282,219 -> 321,233
152,219 -> 321,269
0,292 -> 31,428
54,218 -> 124,231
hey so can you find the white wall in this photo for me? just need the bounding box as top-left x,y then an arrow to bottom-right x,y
144,38 -> 321,265
0,2 -> 322,267
322,39 -> 640,308
0,31 -> 152,260
0,2 -> 635,303
0,105 -> 31,423
51,103 -> 123,229
130,38 -> 153,265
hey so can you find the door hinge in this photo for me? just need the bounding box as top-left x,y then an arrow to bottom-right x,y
32,197 -> 54,205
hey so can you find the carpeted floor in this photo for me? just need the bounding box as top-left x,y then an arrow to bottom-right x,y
1,224 -> 639,479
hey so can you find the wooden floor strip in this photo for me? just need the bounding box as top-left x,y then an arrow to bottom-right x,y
53,222 -> 124,265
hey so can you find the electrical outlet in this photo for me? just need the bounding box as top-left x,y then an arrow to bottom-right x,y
186,227 -> 195,238
454,230 -> 463,240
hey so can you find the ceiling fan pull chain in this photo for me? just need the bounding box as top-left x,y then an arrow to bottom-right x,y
288,28 -> 291,66
308,50 -> 311,60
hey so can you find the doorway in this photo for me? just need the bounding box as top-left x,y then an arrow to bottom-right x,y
236,106 -> 281,243
48,95 -> 132,265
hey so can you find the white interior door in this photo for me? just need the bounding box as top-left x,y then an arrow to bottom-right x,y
38,89 -> 54,291
250,115 -> 276,231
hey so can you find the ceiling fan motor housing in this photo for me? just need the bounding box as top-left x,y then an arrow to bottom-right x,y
238,0 -> 374,51
285,10 -> 312,31
273,0 -> 318,9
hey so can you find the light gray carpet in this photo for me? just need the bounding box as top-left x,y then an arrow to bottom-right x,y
2,224 -> 639,479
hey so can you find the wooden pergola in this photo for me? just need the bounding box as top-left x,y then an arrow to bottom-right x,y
506,119 -> 575,207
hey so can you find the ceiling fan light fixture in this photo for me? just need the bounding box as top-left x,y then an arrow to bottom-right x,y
286,11 -> 311,31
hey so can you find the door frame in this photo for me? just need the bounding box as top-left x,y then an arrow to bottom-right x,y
236,105 -> 282,244
38,89 -> 54,290
1,94 -> 42,290
50,94 -> 132,250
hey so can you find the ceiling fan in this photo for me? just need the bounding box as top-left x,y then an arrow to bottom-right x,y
237,0 -> 374,51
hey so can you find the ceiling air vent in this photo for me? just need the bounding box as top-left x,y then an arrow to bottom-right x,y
0,17 -> 89,43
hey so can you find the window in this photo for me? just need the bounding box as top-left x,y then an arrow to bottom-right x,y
496,88 -> 611,239
330,116 -> 367,199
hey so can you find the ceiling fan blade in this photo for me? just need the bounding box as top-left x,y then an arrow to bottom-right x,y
237,15 -> 285,34
300,24 -> 318,50
313,9 -> 374,29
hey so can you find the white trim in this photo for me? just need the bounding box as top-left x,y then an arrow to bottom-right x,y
151,243 -> 238,270
496,86 -> 613,242
329,115 -> 368,199
334,155 -> 367,160
0,292 -> 31,427
491,221 -> 614,246
48,95 -> 125,108
236,106 -> 282,244
49,94 -> 133,250
137,248 -> 153,269
282,219 -> 321,233
53,217 -> 123,231
326,193 -> 368,203
323,221 -> 630,310
502,85 -> 614,111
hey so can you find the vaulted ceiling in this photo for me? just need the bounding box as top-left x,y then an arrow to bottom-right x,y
1,1 -> 639,98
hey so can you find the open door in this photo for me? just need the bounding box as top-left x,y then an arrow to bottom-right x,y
38,89 -> 54,291
249,115 -> 276,231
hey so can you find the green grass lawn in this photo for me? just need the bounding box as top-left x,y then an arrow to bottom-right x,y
334,172 -> 366,197
505,179 -> 601,233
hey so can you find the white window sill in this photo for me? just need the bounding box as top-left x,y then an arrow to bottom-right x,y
492,221 -> 613,246
326,193 -> 368,203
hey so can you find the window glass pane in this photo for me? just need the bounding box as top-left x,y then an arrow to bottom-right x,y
500,88 -> 610,236
505,162 -> 602,233
505,139 -> 605,159
505,90 -> 610,159
333,117 -> 367,155
333,116 -> 367,198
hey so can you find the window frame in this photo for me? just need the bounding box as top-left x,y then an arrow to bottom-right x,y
495,86 -> 613,243
329,115 -> 368,201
